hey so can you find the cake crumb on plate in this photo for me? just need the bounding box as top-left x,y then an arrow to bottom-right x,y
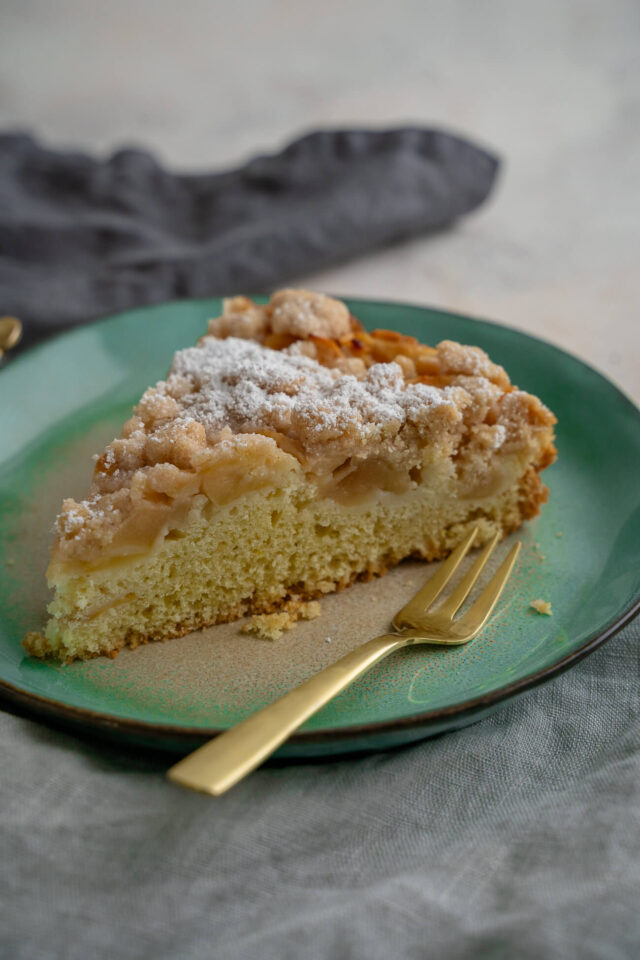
242,599 -> 321,640
530,599 -> 553,616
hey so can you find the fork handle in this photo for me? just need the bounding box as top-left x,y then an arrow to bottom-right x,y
168,633 -> 404,796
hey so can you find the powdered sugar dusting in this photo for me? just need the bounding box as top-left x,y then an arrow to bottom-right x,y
169,336 -> 453,451
490,424 -> 507,450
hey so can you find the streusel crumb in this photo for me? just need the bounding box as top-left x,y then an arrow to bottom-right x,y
242,599 -> 322,640
530,599 -> 553,615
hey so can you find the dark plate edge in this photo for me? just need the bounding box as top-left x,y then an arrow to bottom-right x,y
2,584 -> 638,752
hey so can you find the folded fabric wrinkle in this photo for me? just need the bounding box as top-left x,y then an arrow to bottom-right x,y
0,128 -> 500,347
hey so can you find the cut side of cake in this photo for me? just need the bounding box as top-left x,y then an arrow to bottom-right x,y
25,289 -> 557,661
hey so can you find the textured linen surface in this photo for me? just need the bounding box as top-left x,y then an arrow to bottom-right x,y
0,127 -> 498,347
2,616 -> 638,960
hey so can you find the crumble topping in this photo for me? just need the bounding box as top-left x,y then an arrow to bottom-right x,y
437,339 -> 510,386
168,336 -> 463,457
209,289 -> 351,342
51,288 -> 557,566
270,288 -> 351,339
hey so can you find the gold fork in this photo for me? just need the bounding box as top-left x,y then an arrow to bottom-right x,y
168,527 -> 520,796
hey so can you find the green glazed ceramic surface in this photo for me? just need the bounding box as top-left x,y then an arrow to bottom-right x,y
1,298 -> 639,757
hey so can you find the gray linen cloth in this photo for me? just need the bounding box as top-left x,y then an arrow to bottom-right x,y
2,615 -> 638,960
0,128 -> 498,348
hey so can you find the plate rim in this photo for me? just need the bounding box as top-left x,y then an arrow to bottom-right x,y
1,596 -> 638,746
1,295 -> 640,749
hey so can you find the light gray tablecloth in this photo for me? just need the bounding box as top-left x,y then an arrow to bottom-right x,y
2,615 -> 639,960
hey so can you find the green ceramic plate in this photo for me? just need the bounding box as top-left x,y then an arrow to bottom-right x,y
1,298 -> 639,757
